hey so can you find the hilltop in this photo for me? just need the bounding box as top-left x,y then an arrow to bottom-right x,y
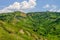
0,11 -> 60,40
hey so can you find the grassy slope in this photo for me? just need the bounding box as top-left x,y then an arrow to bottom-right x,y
0,11 -> 60,40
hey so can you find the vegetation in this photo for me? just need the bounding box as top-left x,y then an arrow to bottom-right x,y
0,11 -> 60,40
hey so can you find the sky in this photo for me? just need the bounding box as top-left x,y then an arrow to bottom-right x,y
0,0 -> 60,13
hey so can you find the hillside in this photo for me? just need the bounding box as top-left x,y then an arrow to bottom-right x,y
0,11 -> 60,40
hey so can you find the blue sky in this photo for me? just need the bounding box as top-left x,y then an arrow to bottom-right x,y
0,0 -> 60,13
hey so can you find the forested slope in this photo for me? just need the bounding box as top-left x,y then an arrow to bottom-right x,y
0,11 -> 60,40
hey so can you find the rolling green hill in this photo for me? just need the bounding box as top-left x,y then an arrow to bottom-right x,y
0,11 -> 60,40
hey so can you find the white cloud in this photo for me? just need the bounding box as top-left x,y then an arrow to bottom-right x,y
8,2 -> 21,10
43,4 -> 60,12
57,9 -> 60,12
0,2 -> 21,13
21,0 -> 36,9
49,9 -> 57,12
49,5 -> 57,12
51,5 -> 57,9
43,4 -> 50,8
0,0 -> 36,13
